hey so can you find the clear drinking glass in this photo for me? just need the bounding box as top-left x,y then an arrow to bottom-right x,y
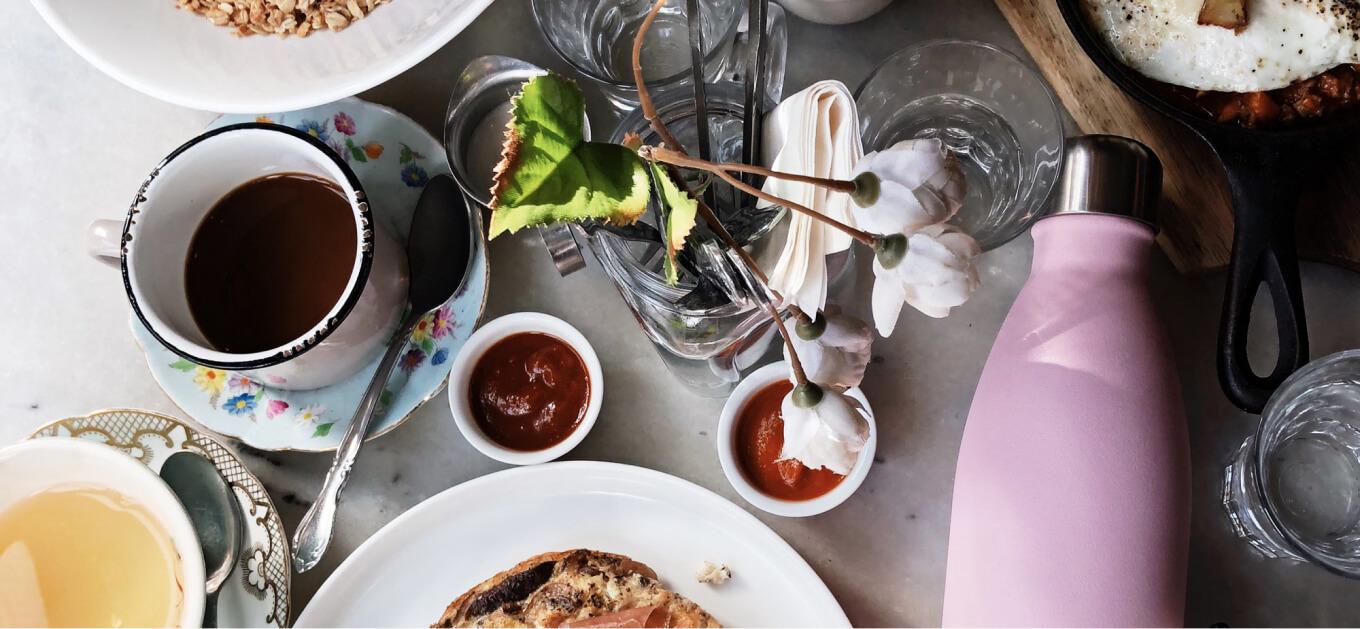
444,55 -> 588,275
1223,349 -> 1360,578
531,0 -> 785,113
588,86 -> 787,395
855,40 -> 1064,251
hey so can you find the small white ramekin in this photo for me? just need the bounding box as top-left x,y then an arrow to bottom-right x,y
717,361 -> 876,517
448,312 -> 603,465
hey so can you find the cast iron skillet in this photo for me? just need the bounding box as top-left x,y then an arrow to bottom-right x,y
1057,0 -> 1359,413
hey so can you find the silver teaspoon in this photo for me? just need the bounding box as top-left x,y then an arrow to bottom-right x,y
291,174 -> 473,574
160,451 -> 244,628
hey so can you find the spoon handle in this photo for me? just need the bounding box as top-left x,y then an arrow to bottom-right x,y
202,592 -> 219,628
291,310 -> 422,573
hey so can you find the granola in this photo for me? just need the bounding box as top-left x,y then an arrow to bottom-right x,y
175,0 -> 391,37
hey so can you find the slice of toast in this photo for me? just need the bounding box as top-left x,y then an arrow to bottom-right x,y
432,550 -> 720,628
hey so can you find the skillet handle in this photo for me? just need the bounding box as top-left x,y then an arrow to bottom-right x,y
1216,140 -> 1311,414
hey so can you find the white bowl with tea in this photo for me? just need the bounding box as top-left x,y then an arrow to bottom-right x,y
87,123 -> 408,390
0,439 -> 206,627
717,361 -> 877,517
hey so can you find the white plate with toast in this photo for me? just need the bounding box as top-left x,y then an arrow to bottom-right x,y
295,462 -> 850,627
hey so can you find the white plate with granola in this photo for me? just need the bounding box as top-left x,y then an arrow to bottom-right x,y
29,0 -> 495,113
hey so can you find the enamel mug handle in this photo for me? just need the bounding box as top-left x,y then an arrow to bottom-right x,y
86,219 -> 123,269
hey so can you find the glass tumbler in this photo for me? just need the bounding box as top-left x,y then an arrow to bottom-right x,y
532,0 -> 784,113
588,86 -> 786,395
856,40 -> 1064,251
1223,349 -> 1360,578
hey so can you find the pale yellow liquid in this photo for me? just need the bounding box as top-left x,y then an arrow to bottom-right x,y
0,488 -> 184,628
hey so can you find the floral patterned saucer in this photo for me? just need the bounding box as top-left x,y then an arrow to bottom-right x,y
30,409 -> 291,627
131,97 -> 489,452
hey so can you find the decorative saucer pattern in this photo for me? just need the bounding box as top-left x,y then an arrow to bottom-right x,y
30,409 -> 291,627
131,97 -> 489,452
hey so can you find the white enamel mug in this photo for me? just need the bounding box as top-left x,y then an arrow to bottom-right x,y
88,123 -> 408,390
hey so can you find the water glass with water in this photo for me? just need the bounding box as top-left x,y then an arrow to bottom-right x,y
531,0 -> 783,113
856,40 -> 1064,250
1224,349 -> 1360,578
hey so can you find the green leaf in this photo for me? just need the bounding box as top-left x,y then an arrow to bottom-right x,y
345,138 -> 367,163
169,359 -> 196,372
420,338 -> 435,353
662,251 -> 679,285
399,144 -> 415,164
489,74 -> 649,238
380,390 -> 393,407
649,163 -> 698,286
312,422 -> 335,438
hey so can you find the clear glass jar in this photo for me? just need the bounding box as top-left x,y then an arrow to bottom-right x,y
590,85 -> 786,395
532,0 -> 787,114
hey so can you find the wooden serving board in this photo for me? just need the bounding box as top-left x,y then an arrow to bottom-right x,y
995,0 -> 1360,275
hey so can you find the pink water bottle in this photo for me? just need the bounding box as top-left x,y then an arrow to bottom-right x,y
942,136 -> 1190,627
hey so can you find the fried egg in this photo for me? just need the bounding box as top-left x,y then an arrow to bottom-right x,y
1084,0 -> 1360,92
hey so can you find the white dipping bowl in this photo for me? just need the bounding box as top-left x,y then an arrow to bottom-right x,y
717,361 -> 876,517
0,439 -> 207,628
448,312 -> 603,465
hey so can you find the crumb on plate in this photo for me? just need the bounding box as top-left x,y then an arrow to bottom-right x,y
696,561 -> 731,585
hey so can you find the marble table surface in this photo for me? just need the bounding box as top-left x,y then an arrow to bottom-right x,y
4,0 -> 1360,625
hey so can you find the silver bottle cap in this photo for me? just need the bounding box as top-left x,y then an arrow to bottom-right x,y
1052,135 -> 1162,227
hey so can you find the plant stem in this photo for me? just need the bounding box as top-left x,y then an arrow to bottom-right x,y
633,0 -> 810,386
640,145 -> 877,246
771,304 -> 809,386
648,145 -> 857,193
632,0 -> 685,156
699,161 -> 878,247
632,0 -> 763,285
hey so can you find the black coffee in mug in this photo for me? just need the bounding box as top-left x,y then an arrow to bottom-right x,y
185,173 -> 357,354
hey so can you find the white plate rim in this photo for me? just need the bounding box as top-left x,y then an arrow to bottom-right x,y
28,0 -> 497,113
296,460 -> 850,627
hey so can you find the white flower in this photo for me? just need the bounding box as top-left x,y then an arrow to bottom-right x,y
871,225 -> 981,335
784,307 -> 873,388
847,137 -> 980,335
779,384 -> 871,475
851,138 -> 966,235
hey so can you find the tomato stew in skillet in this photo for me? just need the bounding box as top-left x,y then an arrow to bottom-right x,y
1159,64 -> 1360,128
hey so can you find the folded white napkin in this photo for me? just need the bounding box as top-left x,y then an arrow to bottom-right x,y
760,80 -> 864,316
